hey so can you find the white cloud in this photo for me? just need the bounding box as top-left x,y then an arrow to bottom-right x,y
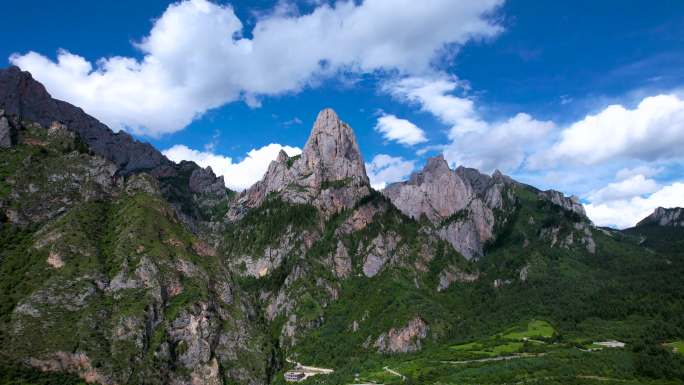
384,75 -> 482,135
586,174 -> 660,205
385,75 -> 554,172
443,112 -> 554,172
365,154 -> 416,190
615,165 -> 663,181
531,94 -> 684,167
10,0 -> 502,136
585,182 -> 684,229
163,143 -> 301,190
375,114 -> 427,146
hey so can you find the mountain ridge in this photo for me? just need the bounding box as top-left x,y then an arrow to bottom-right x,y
1,67 -> 684,385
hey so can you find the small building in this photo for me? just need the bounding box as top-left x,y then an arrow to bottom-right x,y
284,371 -> 306,382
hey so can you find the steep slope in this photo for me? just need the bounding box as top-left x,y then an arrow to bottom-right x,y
637,207 -> 684,227
2,68 -> 684,385
0,118 -> 271,385
0,66 -> 231,233
383,155 -> 589,259
0,66 -> 168,174
227,108 -> 370,220
623,207 -> 684,258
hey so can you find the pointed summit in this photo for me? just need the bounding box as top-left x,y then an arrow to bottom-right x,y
300,108 -> 369,184
228,108 -> 371,220
637,207 -> 684,227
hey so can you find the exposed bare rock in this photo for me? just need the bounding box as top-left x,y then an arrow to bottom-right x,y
362,233 -> 400,277
637,207 -> 684,227
332,241 -> 352,278
189,166 -> 226,195
335,201 -> 386,236
374,317 -> 428,353
230,227 -> 305,278
539,189 -> 586,217
0,110 -> 12,148
125,173 -> 161,196
384,156 -> 473,222
228,108 -> 371,219
0,66 -> 171,174
519,264 -> 530,282
28,352 -> 113,385
167,303 -> 222,385
437,267 -> 479,291
46,251 -> 65,269
383,155 -> 513,259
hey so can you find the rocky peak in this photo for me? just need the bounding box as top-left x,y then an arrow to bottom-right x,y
538,189 -> 586,218
276,149 -> 289,163
637,207 -> 684,227
0,66 -> 170,174
384,155 -> 473,222
189,166 -> 226,196
455,166 -> 492,196
299,108 -> 369,185
383,158 -> 520,259
227,109 -> 371,220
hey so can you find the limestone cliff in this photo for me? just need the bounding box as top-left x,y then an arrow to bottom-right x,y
228,108 -> 370,220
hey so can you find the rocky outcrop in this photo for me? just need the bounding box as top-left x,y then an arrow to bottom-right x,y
637,207 -> 684,227
0,66 -> 170,174
436,267 -> 479,292
374,317 -> 428,353
189,166 -> 226,195
362,233 -> 401,278
383,156 -> 472,221
0,109 -> 12,147
538,189 -> 586,217
383,155 -> 514,259
28,352 -> 113,385
228,108 -> 370,219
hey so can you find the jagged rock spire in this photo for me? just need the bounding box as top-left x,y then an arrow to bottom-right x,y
228,108 -> 371,220
300,108 -> 369,184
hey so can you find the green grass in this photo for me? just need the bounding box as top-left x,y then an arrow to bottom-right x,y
502,319 -> 555,340
666,341 -> 684,355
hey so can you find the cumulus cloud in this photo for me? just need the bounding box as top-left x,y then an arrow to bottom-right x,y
585,182 -> 684,229
531,94 -> 684,168
163,143 -> 301,190
385,75 -> 554,172
615,165 -> 664,181
586,174 -> 660,205
365,154 -> 416,190
374,114 -> 427,146
10,0 -> 502,136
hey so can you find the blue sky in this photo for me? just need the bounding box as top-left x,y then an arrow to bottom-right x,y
3,0 -> 684,228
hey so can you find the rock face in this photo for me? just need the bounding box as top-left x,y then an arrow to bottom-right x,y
189,166 -> 226,195
0,66 -> 229,228
374,317 -> 429,353
637,207 -> 684,227
0,66 -> 170,174
383,156 -> 472,222
228,108 -> 370,219
383,155 -> 514,259
0,109 -> 12,148
538,189 -> 586,217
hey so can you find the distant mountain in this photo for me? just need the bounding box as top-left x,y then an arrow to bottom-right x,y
1,67 -> 683,385
637,207 -> 684,227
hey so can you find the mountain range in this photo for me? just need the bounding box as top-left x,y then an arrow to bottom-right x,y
1,65 -> 683,385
